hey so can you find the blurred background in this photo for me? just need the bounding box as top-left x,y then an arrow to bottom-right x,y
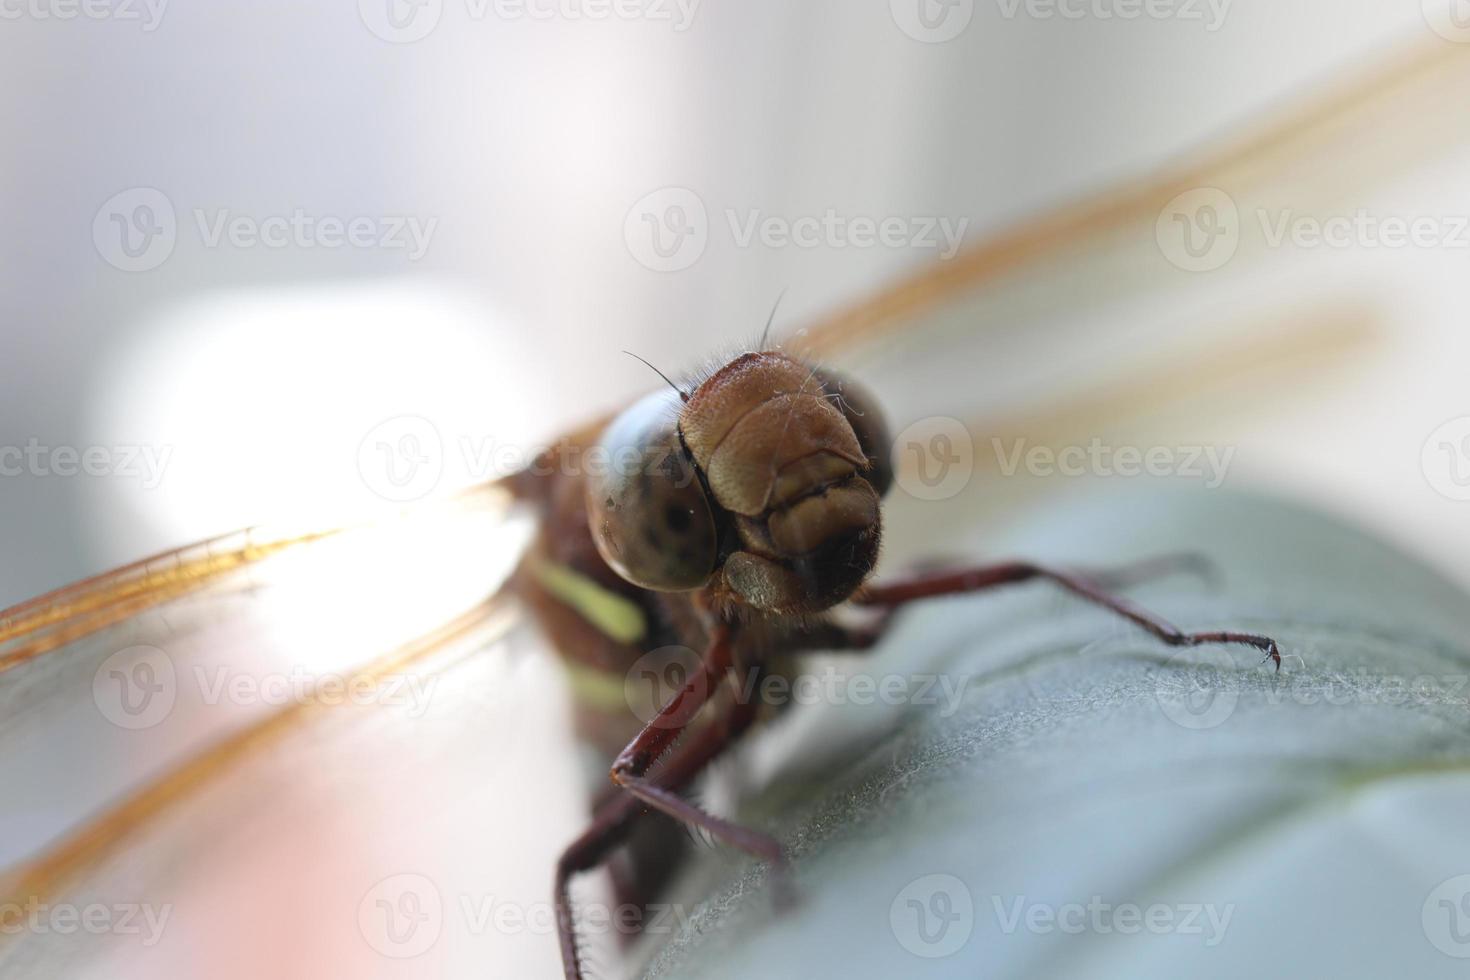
3,1 -> 1469,609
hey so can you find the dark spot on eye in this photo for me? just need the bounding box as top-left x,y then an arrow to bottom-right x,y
605,496 -> 616,509
642,525 -> 662,549
664,504 -> 692,533
676,545 -> 697,567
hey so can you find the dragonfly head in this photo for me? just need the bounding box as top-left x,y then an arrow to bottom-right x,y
587,351 -> 892,615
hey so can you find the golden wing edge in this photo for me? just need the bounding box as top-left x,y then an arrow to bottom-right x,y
800,36 -> 1470,358
0,593 -> 521,941
0,479 -> 516,673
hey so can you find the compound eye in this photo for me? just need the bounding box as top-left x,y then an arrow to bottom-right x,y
816,369 -> 893,497
586,389 -> 718,592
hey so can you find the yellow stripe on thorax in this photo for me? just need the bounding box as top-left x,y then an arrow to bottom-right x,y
528,557 -> 647,646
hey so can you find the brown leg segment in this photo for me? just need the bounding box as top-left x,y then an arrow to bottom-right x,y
856,559 -> 1281,669
812,553 -> 1217,654
609,624 -> 785,861
556,650 -> 772,980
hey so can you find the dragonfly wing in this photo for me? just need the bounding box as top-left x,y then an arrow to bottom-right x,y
803,40 -> 1470,446
0,602 -> 585,980
0,484 -> 578,979
794,40 -> 1470,572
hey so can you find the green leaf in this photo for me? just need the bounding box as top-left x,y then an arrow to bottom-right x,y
637,486 -> 1470,979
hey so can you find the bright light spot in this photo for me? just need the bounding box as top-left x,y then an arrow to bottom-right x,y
248,496 -> 535,677
86,279 -> 554,554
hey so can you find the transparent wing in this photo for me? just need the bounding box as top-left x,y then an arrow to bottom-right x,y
0,483 -> 552,977
804,39 -> 1470,467
800,40 -> 1470,566
3,38 -> 1470,980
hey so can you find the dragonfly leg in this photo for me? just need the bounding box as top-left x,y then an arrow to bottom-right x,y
608,624 -> 786,863
555,660 -> 765,980
855,559 -> 1281,670
804,553 -> 1216,654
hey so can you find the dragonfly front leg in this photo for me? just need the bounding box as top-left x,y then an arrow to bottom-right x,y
608,624 -> 786,865
811,553 -> 1214,655
555,653 -> 768,980
855,558 -> 1282,669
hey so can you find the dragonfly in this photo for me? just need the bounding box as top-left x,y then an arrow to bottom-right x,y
1,38 -> 1466,980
